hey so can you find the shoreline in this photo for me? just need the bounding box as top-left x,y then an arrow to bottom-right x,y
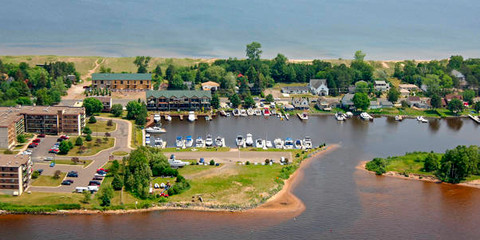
358,161 -> 480,190
1,145 -> 339,216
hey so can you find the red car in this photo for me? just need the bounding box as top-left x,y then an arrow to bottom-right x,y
30,142 -> 38,147
32,139 -> 41,143
160,193 -> 169,198
48,148 -> 59,153
38,134 -> 46,138
60,135 -> 69,140
97,168 -> 109,172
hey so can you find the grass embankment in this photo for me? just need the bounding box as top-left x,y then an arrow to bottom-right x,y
366,107 -> 471,118
0,192 -> 81,213
95,113 -> 142,148
31,173 -> 66,187
54,159 -> 92,167
64,137 -> 114,156
112,151 -> 129,156
87,120 -> 117,132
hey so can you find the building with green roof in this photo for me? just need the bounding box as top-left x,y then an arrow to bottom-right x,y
146,90 -> 211,111
91,73 -> 152,90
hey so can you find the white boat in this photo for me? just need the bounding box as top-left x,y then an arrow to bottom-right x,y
274,138 -> 284,149
395,115 -> 403,121
226,112 -> 231,117
175,136 -> 184,148
246,133 -> 254,146
165,115 -> 172,121
146,126 -> 166,133
335,112 -> 346,121
188,111 -> 196,122
195,137 -> 205,148
285,113 -> 290,120
232,109 -> 240,117
294,139 -> 303,149
184,136 -> 194,148
247,108 -> 254,116
345,112 -> 353,118
240,109 -> 248,117
416,116 -> 429,123
297,112 -> 308,120
220,110 -> 227,117
236,135 -> 245,147
153,114 -> 161,122
360,112 -> 373,121
255,138 -> 265,148
469,114 -> 480,124
284,138 -> 294,149
263,108 -> 271,116
205,116 -> 212,121
145,134 -> 151,145
168,155 -> 189,168
205,134 -> 213,147
303,137 -> 312,149
266,140 -> 273,148
254,109 -> 262,116
215,136 -> 225,147
154,138 -> 166,148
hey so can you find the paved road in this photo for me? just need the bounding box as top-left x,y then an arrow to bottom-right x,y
29,117 -> 132,193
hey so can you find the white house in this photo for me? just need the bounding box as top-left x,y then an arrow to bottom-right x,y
374,81 -> 390,92
201,81 -> 220,91
291,97 -> 310,110
309,79 -> 329,96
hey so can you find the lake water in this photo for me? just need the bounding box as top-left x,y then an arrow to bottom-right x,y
1,0 -> 479,59
1,116 -> 480,239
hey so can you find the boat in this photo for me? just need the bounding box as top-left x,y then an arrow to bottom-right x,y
236,135 -> 245,147
154,138 -> 166,148
245,133 -> 254,146
205,134 -> 213,147
274,138 -> 284,149
175,136 -> 184,148
271,109 -> 277,115
297,112 -> 308,120
226,112 -> 231,117
205,116 -> 212,121
395,115 -> 403,121
266,140 -> 273,148
360,112 -> 373,121
335,112 -> 346,121
284,138 -> 294,149
255,138 -> 265,148
240,109 -> 248,117
215,136 -> 225,147
285,113 -> 290,120
219,110 -> 227,117
195,137 -> 205,148
153,114 -> 161,122
416,116 -> 429,123
254,109 -> 262,116
145,134 -> 151,145
168,154 -> 189,168
184,136 -> 194,148
294,139 -> 303,149
263,108 -> 271,116
164,115 -> 172,121
232,109 -> 240,117
468,114 -> 480,124
188,111 -> 196,122
146,126 -> 166,133
303,136 -> 312,149
247,108 -> 254,116
345,112 -> 353,118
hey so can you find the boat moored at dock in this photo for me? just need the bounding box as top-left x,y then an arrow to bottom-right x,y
246,133 -> 254,146
360,112 -> 373,121
284,137 -> 294,149
274,138 -> 284,149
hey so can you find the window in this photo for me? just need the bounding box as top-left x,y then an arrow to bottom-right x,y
140,81 -> 143,84
121,81 -> 124,84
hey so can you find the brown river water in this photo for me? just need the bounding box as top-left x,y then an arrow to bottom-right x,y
1,116 -> 479,239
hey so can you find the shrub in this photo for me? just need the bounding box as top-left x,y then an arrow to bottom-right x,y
112,174 -> 124,190
365,158 -> 387,175
53,170 -> 62,179
209,159 -> 215,165
107,120 -> 113,126
83,126 -> 92,135
89,116 -> 97,123
98,185 -> 114,207
81,191 -> 91,204
111,104 -> 123,117
246,161 -> 250,165
71,157 -> 80,165
17,134 -> 26,143
32,170 -> 40,179
75,137 -> 83,146
85,134 -> 92,141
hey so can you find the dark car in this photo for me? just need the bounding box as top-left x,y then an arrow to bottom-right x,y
57,138 -> 64,142
28,144 -> 36,148
61,180 -> 72,185
89,181 -> 101,186
92,176 -> 103,181
65,179 -> 74,184
38,134 -> 46,138
37,169 -> 44,174
96,170 -> 107,175
67,172 -> 78,178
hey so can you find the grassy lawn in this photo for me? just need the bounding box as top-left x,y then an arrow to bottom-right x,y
87,120 -> 117,132
31,173 -> 66,187
272,82 -> 307,90
112,151 -> 129,156
178,164 -> 218,176
383,152 -> 442,175
131,125 -> 143,148
163,147 -> 230,152
0,192 -> 83,206
54,159 -> 92,167
63,137 -> 114,156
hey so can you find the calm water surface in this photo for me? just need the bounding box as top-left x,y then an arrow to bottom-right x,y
1,0 -> 479,59
1,116 -> 480,239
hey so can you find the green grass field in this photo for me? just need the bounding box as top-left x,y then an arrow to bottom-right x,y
64,137 -> 114,156
87,120 -> 117,132
54,159 -> 92,167
0,192 -> 83,206
31,173 -> 66,187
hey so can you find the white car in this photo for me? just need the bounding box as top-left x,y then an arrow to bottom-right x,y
22,150 -> 32,155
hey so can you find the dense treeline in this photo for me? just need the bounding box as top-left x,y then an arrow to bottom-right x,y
0,60 -> 79,106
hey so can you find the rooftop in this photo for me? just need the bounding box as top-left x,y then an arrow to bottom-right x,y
201,81 -> 220,87
0,154 -> 30,167
92,73 -> 152,81
0,106 -> 85,127
147,90 -> 212,99
309,79 -> 327,89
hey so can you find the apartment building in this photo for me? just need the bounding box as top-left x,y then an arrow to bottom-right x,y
91,73 -> 152,90
0,154 -> 33,195
91,96 -> 112,112
146,90 -> 211,111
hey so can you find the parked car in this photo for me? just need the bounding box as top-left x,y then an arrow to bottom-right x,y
49,162 -> 55,167
37,133 -> 46,138
92,176 -> 103,181
96,170 -> 107,175
61,180 -> 72,185
45,157 -> 54,161
22,150 -> 32,155
28,144 -> 36,148
89,181 -> 101,186
37,169 -> 43,174
60,135 -> 69,140
32,138 -> 41,143
49,148 -> 59,153
97,168 -> 109,172
57,138 -> 64,142
67,172 -> 78,178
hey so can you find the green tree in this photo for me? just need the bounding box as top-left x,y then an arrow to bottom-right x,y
16,134 -> 26,143
165,65 -> 175,82
463,90 -> 475,105
265,94 -> 274,104
243,94 -> 255,108
353,92 -> 370,110
112,174 -> 124,190
387,87 -> 400,103
168,74 -> 186,90
211,93 -> 220,109
365,158 -> 387,175
59,140 -> 71,154
474,102 -> 480,113
448,98 -> 464,114
423,152 -> 440,172
153,65 -> 162,78
354,50 -> 366,61
436,145 -> 477,183
355,81 -> 369,93
75,137 -> 83,146
81,191 -> 91,204
448,55 -> 463,70
229,94 -> 241,108
83,126 -> 92,135
430,94 -> 442,109
83,98 -> 103,116
111,104 -> 123,117
99,184 -> 114,206
133,56 -> 151,73
85,134 -> 92,141
16,97 -> 32,106
246,42 -> 262,61
89,115 -> 97,123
